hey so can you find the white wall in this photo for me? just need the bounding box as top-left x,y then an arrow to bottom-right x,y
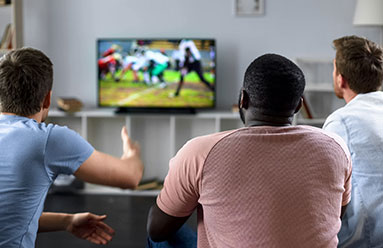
16,0 -> 383,109
0,5 -> 12,39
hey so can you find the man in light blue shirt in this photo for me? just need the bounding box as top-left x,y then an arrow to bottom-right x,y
0,48 -> 144,247
323,35 -> 383,247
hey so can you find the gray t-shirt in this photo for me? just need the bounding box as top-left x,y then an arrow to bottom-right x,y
0,115 -> 94,247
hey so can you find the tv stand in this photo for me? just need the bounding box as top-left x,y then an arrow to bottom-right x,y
115,107 -> 196,115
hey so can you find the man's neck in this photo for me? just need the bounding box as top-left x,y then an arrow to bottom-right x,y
343,90 -> 358,104
244,109 -> 293,127
1,112 -> 17,116
245,119 -> 292,127
1,112 -> 43,123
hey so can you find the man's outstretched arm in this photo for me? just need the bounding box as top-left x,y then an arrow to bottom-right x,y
74,126 -> 144,189
147,203 -> 190,242
38,212 -> 115,245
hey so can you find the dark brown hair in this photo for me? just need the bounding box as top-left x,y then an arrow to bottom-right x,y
333,35 -> 383,93
0,47 -> 53,116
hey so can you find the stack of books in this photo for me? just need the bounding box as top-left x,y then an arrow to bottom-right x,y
57,97 -> 83,112
0,0 -> 11,5
135,178 -> 163,191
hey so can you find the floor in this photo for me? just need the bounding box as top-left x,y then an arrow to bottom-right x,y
36,193 -> 196,248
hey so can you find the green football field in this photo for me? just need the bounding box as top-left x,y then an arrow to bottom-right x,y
99,70 -> 215,107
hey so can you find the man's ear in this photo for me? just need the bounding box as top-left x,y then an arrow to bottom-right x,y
339,75 -> 350,90
42,91 -> 52,109
294,97 -> 303,114
239,88 -> 250,109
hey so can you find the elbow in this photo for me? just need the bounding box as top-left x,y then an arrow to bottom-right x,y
119,180 -> 138,190
147,214 -> 168,242
146,204 -> 184,243
119,184 -> 133,190
119,167 -> 144,189
148,229 -> 167,243
119,178 -> 139,190
147,224 -> 160,242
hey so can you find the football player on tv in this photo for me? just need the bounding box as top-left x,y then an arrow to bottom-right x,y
98,53 -> 122,81
143,50 -> 170,88
102,44 -> 122,57
172,40 -> 214,97
116,55 -> 139,82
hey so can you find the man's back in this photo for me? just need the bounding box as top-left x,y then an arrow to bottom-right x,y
157,125 -> 351,247
324,91 -> 383,247
0,115 -> 93,247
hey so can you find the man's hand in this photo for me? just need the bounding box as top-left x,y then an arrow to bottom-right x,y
121,126 -> 140,159
66,212 -> 115,245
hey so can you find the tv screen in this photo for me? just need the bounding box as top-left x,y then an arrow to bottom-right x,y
97,38 -> 216,112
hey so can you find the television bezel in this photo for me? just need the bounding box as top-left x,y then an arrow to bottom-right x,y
96,38 -> 217,114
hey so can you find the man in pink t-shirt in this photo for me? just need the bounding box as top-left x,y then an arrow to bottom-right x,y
147,54 -> 352,248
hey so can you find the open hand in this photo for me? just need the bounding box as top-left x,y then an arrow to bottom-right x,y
121,126 -> 140,159
66,212 -> 115,245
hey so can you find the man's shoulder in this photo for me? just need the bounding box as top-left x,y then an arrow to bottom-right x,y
324,92 -> 383,124
175,129 -> 240,162
46,124 -> 87,148
46,123 -> 81,137
296,125 -> 350,155
326,105 -> 349,123
185,129 -> 240,149
1,116 -> 55,138
297,124 -> 333,136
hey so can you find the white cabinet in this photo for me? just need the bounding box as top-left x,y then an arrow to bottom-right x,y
46,109 -> 243,195
295,58 -> 346,127
0,0 -> 23,54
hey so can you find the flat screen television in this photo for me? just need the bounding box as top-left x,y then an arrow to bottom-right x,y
97,38 -> 216,113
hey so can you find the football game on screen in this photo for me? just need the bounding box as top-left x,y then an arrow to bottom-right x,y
98,39 -> 216,109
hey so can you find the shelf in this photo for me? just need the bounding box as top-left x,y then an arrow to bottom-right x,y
49,108 -> 117,117
296,118 -> 326,125
295,57 -> 333,63
48,108 -> 240,119
80,184 -> 160,197
295,57 -> 345,128
305,83 -> 333,92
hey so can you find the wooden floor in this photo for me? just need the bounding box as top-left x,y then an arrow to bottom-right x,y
35,193 -> 185,248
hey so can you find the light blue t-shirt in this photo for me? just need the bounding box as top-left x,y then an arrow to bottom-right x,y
0,115 -> 94,247
323,91 -> 383,248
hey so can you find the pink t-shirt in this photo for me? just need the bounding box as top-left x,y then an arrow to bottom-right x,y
157,125 -> 352,248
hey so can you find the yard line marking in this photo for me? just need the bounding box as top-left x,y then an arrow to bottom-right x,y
118,87 -> 156,105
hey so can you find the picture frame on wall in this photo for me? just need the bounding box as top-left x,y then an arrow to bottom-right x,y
235,0 -> 265,16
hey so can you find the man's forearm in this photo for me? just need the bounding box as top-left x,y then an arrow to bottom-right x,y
38,212 -> 73,232
147,203 -> 190,242
74,150 -> 144,189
